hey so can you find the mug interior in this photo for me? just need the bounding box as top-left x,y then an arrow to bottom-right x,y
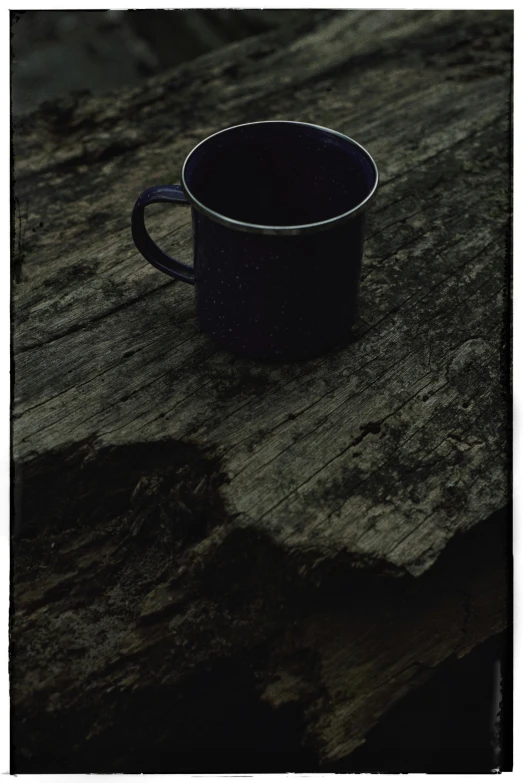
183,122 -> 377,228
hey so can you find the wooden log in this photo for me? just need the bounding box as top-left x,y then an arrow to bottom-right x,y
11,440 -> 508,770
12,9 -> 511,771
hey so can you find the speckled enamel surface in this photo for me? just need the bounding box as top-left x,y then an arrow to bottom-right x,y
192,210 -> 366,360
132,121 -> 378,360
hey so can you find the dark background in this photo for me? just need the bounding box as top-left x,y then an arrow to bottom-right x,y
11,10 -> 321,116
10,9 -> 511,773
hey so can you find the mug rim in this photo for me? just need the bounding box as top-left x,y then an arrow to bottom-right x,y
180,120 -> 379,236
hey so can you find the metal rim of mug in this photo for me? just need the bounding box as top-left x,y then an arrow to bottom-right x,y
180,120 -> 379,236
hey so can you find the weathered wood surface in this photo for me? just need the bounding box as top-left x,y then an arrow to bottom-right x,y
13,9 -> 510,577
12,9 -> 511,772
12,445 -> 507,769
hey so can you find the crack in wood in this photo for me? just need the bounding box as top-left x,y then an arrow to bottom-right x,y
12,8 -> 510,771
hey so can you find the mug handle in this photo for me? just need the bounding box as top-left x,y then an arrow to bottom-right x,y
131,185 -> 195,285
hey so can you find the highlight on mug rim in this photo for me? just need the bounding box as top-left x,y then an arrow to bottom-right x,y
180,120 -> 379,236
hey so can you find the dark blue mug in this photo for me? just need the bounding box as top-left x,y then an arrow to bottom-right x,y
132,121 -> 378,361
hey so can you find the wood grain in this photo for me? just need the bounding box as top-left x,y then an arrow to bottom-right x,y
13,9 -> 510,575
12,9 -> 511,771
